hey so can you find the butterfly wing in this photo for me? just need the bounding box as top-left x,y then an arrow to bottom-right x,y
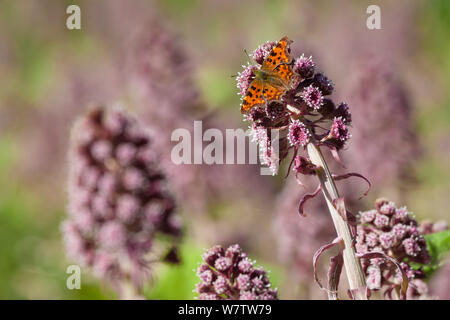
241,78 -> 285,113
241,78 -> 265,113
262,36 -> 296,86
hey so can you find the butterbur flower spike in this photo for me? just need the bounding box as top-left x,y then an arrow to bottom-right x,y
236,36 -> 356,176
195,244 -> 278,300
237,36 -> 369,299
62,106 -> 182,299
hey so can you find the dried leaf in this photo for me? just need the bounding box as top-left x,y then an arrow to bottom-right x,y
298,184 -> 321,216
329,147 -> 346,168
313,237 -> 343,294
333,172 -> 371,199
327,252 -> 343,300
285,147 -> 298,179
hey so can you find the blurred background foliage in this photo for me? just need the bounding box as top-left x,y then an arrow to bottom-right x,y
0,0 -> 449,299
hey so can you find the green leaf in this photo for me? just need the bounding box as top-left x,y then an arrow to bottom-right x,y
411,230 -> 450,277
424,230 -> 450,264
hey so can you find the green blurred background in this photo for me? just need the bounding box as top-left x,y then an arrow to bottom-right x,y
0,0 -> 449,299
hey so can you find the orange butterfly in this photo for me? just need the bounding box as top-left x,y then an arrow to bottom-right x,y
241,36 -> 299,114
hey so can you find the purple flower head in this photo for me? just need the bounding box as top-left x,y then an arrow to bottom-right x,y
374,213 -> 390,229
252,41 -> 276,65
237,64 -> 257,97
301,85 -> 324,110
202,245 -> 225,267
196,244 -> 277,300
236,274 -> 251,291
376,199 -> 397,216
238,257 -> 254,274
98,221 -> 126,251
288,120 -> 310,147
213,276 -> 229,295
245,107 -> 268,123
215,257 -> 232,272
62,106 -> 182,293
316,98 -> 336,118
402,237 -> 421,257
116,143 -> 137,166
313,73 -> 334,96
326,117 -> 351,143
379,232 -> 395,249
91,140 -> 113,161
366,232 -> 379,247
293,54 -> 315,78
360,209 -> 377,224
198,269 -> 214,284
334,102 -> 352,124
356,198 -> 432,299
265,102 -> 287,120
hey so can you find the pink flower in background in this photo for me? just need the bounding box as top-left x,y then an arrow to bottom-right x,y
196,244 -> 277,300
341,57 -> 419,191
62,106 -> 182,295
126,21 -> 274,221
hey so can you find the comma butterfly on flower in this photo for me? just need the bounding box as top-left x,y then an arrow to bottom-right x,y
241,36 -> 299,113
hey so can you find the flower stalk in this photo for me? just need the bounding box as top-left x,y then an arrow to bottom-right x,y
287,103 -> 366,299
306,141 -> 367,300
120,278 -> 144,300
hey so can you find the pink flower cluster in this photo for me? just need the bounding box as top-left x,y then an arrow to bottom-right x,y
356,198 -> 430,299
196,244 -> 278,300
62,106 -> 182,291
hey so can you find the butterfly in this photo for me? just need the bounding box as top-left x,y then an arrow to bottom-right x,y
241,36 -> 299,114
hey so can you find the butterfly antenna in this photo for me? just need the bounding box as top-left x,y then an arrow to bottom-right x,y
231,48 -> 253,78
243,48 -> 255,65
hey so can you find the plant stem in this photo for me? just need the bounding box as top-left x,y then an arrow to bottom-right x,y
119,278 -> 144,300
306,142 -> 367,300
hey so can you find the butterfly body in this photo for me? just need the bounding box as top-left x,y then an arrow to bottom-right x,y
241,36 -> 299,113
253,69 -> 285,86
